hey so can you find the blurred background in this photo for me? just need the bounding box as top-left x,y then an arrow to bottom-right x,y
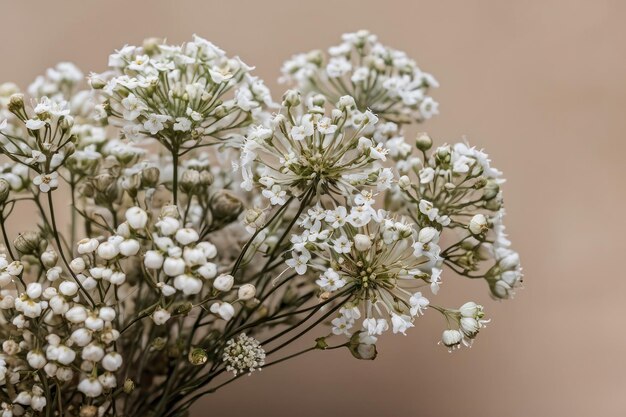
1,0 -> 624,416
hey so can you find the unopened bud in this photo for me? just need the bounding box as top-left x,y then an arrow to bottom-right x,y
188,347 -> 208,365
88,73 -> 107,90
0,179 -> 10,203
80,405 -> 98,417
143,37 -> 163,55
8,93 -> 24,114
14,231 -> 42,255
210,190 -> 243,223
123,378 -> 135,394
282,89 -> 301,107
160,205 -> 180,219
141,167 -> 160,188
398,175 -> 411,190
237,284 -> 256,301
415,132 -> 432,151
199,171 -> 214,186
180,169 -> 201,193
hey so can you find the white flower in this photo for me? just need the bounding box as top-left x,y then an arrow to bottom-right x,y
391,313 -> 414,335
332,235 -> 352,254
409,292 -> 429,316
262,185 -> 287,206
363,318 -> 389,336
32,172 -> 59,192
119,239 -> 140,256
65,306 -> 87,323
331,316 -> 353,336
27,351 -> 47,369
143,114 -> 170,134
173,117 -> 192,132
315,269 -> 346,292
120,93 -> 145,121
286,252 -> 309,275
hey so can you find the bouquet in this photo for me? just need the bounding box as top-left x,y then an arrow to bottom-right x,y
0,30 -> 522,417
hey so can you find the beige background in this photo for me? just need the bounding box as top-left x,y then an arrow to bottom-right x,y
1,0 -> 625,416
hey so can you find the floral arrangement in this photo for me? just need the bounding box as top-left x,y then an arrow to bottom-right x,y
0,31 -> 521,417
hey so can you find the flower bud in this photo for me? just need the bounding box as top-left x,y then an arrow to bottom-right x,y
237,284 -> 256,300
125,207 -> 148,230
123,379 -> 135,394
469,214 -> 488,235
459,301 -> 482,318
483,180 -> 500,200
441,329 -> 463,349
40,250 -> 58,268
353,234 -> 372,251
213,274 -> 234,292
188,347 -> 208,365
160,205 -> 180,219
0,178 -> 10,203
180,169 -> 201,193
415,132 -> 432,151
8,93 -> 24,114
398,175 -> 411,190
152,307 -> 171,325
210,190 -> 244,223
88,73 -> 107,89
70,257 -> 86,273
141,166 -> 160,188
282,89 -> 301,107
14,231 -> 42,254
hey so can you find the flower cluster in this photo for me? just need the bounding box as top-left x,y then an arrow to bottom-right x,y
287,198 -> 442,343
281,30 -> 439,124
395,138 -> 523,298
240,91 -> 392,205
95,35 -> 274,149
0,31 -> 521,416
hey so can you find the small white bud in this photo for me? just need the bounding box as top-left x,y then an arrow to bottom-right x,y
152,307 -> 171,325
97,242 -> 119,260
469,214 -> 488,235
213,274 -> 234,292
144,250 -> 164,269
59,281 -> 78,296
237,284 -> 256,300
101,351 -> 123,372
353,234 -> 372,251
125,207 -> 148,230
77,238 -> 99,255
119,239 -> 140,256
163,257 -> 186,277
175,228 -> 199,246
26,282 -> 42,299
